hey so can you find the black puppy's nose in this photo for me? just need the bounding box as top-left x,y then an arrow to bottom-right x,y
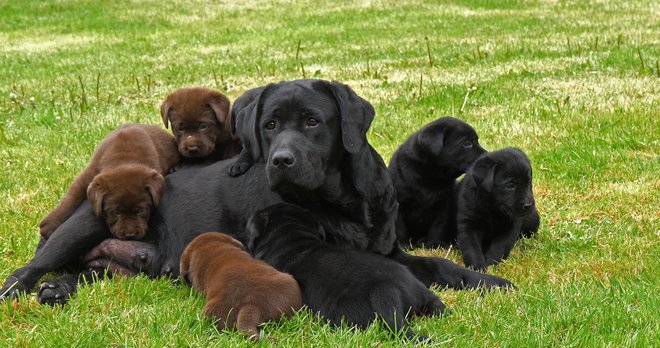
521,202 -> 533,212
271,150 -> 295,170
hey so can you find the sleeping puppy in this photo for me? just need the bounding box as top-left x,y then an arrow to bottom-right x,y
389,116 -> 486,247
39,124 -> 180,240
180,232 -> 302,341
456,147 -> 540,271
160,87 -> 242,161
247,203 -> 445,342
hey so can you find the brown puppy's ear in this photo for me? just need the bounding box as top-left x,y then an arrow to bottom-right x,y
144,170 -> 166,207
324,80 -> 375,154
226,235 -> 247,251
207,92 -> 231,134
160,99 -> 172,129
87,178 -> 107,217
417,127 -> 444,157
471,155 -> 496,192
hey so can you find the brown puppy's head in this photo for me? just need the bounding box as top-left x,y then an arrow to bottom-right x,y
87,165 -> 165,240
179,232 -> 246,288
160,87 -> 232,159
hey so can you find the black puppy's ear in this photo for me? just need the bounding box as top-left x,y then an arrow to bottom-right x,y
325,81 -> 375,154
472,156 -> 496,192
245,210 -> 269,251
417,128 -> 444,157
234,84 -> 276,161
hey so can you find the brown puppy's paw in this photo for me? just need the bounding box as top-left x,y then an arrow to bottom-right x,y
39,217 -> 63,239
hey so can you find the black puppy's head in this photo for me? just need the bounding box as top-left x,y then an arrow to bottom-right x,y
415,116 -> 486,173
234,79 -> 374,192
246,203 -> 325,251
471,148 -> 535,218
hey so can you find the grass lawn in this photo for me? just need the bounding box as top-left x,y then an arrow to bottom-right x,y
1,0 -> 658,346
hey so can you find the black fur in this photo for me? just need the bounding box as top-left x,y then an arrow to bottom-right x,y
456,147 -> 539,271
0,79 -> 512,304
389,117 -> 486,247
247,203 -> 445,341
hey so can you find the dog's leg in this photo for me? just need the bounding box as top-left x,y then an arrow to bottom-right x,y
227,149 -> 255,177
484,221 -> 522,267
455,221 -> 488,271
81,239 -> 159,276
39,167 -> 97,238
388,247 -> 514,290
425,208 -> 454,248
236,304 -> 263,341
1,201 -> 110,301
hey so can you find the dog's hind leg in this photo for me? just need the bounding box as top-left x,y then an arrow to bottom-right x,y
236,304 -> 263,341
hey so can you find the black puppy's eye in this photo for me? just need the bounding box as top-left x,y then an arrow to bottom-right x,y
462,140 -> 473,148
306,118 -> 319,127
199,123 -> 209,131
264,120 -> 276,130
505,182 -> 516,190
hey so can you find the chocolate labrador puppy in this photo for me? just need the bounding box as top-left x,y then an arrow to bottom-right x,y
247,203 -> 445,341
456,148 -> 540,271
1,79 -> 512,307
160,87 -> 241,161
180,232 -> 302,341
39,124 -> 180,240
389,117 -> 486,247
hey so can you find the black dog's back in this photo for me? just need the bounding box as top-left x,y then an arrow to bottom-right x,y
248,203 -> 445,340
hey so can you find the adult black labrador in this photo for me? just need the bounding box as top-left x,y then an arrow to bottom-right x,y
0,79 -> 512,304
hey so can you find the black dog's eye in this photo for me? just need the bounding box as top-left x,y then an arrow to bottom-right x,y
199,123 -> 209,131
306,118 -> 319,127
505,182 -> 516,190
462,140 -> 473,148
264,120 -> 276,130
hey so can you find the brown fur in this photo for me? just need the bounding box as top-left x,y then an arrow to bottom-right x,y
39,124 -> 180,240
180,232 -> 302,341
160,87 -> 241,160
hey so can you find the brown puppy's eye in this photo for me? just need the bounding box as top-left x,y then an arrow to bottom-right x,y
306,118 -> 319,127
175,125 -> 184,133
265,120 -> 276,130
199,123 -> 209,131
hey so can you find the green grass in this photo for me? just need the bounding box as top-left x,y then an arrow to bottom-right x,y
1,0 -> 658,346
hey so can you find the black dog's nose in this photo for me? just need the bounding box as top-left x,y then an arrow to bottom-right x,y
271,150 -> 295,170
521,202 -> 533,212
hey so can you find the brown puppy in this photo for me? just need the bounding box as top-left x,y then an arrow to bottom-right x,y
160,87 -> 241,161
39,124 -> 180,240
180,232 -> 302,341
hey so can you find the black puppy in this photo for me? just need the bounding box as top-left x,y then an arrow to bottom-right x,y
389,117 -> 486,247
247,203 -> 445,341
456,148 -> 539,271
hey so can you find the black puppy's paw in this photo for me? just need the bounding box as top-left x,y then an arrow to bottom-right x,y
0,275 -> 31,301
37,275 -> 79,306
465,271 -> 516,291
227,158 -> 254,177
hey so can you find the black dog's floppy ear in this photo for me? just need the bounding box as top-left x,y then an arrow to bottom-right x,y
233,84 -> 276,162
416,126 -> 445,157
472,155 -> 496,192
325,81 -> 375,154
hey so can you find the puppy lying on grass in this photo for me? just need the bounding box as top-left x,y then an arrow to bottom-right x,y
160,87 -> 241,161
39,124 -> 180,240
247,203 -> 445,342
389,116 -> 486,247
456,147 -> 540,271
180,232 -> 302,341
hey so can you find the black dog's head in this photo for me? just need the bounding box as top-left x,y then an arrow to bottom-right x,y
470,147 -> 535,218
246,203 -> 325,252
234,79 -> 374,192
414,116 -> 486,173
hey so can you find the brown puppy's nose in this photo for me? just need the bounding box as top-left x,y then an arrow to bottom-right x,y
272,150 -> 295,170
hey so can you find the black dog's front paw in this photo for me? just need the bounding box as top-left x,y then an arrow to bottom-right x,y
37,275 -> 80,306
462,270 -> 515,290
227,158 -> 254,177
